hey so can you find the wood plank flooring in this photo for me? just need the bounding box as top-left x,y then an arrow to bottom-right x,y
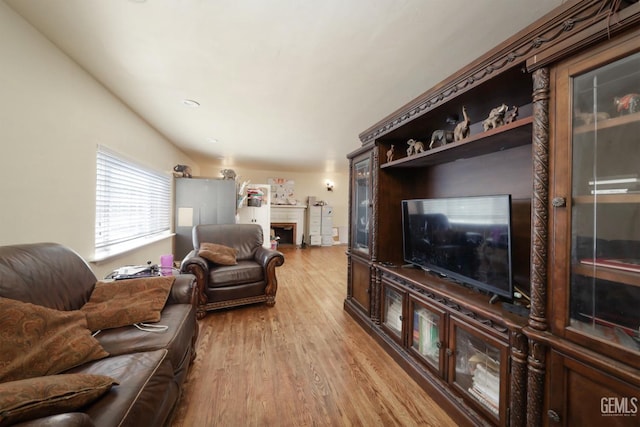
171,245 -> 456,427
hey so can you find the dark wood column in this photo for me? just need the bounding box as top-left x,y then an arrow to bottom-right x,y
527,66 -> 550,427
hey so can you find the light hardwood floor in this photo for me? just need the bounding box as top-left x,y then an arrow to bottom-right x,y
171,245 -> 456,427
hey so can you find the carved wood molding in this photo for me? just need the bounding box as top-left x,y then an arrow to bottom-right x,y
346,255 -> 353,301
347,157 -> 354,251
184,263 -> 208,320
509,330 -> 529,427
372,266 -> 381,324
203,295 -> 269,312
529,68 -> 550,332
264,256 -> 284,306
527,0 -> 640,70
527,338 -> 547,427
371,147 -> 379,262
346,156 -> 354,302
359,0 -> 621,145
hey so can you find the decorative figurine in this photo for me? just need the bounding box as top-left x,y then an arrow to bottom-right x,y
504,105 -> 519,124
453,106 -> 471,141
386,144 -> 395,162
406,139 -> 425,156
173,164 -> 192,178
614,93 -> 640,115
482,103 -> 508,131
220,169 -> 237,180
429,130 -> 454,149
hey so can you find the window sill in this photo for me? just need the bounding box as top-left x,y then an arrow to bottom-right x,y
90,232 -> 175,264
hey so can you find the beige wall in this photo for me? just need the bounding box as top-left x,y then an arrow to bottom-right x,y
0,3 -> 196,279
198,163 -> 349,234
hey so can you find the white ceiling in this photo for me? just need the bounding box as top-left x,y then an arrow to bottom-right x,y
6,0 -> 564,173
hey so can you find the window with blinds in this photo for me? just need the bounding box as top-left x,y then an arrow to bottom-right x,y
95,146 -> 171,260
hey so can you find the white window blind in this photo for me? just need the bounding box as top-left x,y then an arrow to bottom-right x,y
95,146 -> 171,259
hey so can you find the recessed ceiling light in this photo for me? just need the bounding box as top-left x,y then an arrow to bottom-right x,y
207,138 -> 219,144
182,99 -> 200,108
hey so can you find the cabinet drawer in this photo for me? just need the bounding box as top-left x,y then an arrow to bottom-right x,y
321,236 -> 334,246
310,235 -> 322,245
308,217 -> 321,227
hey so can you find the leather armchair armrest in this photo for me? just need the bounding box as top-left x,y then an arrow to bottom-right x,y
180,250 -> 208,272
254,246 -> 285,269
180,250 -> 210,319
254,247 -> 285,307
167,273 -> 197,306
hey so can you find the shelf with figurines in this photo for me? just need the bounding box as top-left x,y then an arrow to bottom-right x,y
574,109 -> 640,135
572,88 -> 640,135
381,103 -> 532,169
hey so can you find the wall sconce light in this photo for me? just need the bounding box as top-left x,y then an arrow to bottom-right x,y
326,180 -> 334,192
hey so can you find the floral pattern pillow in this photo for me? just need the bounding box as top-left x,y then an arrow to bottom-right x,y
0,298 -> 108,383
0,373 -> 117,426
80,276 -> 174,332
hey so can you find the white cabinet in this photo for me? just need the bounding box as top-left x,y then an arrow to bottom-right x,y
237,184 -> 271,248
307,205 -> 333,246
320,205 -> 333,246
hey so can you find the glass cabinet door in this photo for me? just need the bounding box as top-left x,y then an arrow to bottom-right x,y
351,154 -> 371,256
569,50 -> 640,357
450,320 -> 506,422
409,297 -> 445,375
382,285 -> 404,341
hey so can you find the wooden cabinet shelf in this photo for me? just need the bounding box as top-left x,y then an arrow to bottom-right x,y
573,194 -> 640,204
381,116 -> 532,169
573,263 -> 640,288
573,109 -> 640,135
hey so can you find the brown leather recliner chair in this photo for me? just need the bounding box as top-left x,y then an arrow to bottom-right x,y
180,223 -> 285,318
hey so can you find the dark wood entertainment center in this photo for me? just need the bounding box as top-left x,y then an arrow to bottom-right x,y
344,1 -> 640,426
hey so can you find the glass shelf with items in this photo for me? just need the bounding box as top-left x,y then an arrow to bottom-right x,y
352,155 -> 371,256
450,319 -> 507,422
409,297 -> 445,375
568,49 -> 640,360
382,285 -> 404,340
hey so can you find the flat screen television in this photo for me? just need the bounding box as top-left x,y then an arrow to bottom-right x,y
402,195 -> 513,299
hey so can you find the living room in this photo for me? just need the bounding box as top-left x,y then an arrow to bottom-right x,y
2,1 -> 640,426
0,0 -> 563,278
0,0 -> 355,279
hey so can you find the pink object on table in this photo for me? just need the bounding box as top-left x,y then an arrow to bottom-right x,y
160,254 -> 174,276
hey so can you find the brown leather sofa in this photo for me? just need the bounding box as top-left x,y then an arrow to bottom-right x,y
0,242 -> 198,427
180,224 -> 285,318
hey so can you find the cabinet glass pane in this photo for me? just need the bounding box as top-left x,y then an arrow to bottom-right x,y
383,287 -> 402,335
353,158 -> 370,254
570,51 -> 640,353
412,306 -> 440,369
454,327 -> 501,417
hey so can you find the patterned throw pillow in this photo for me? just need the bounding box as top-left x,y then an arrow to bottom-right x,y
0,298 -> 108,383
198,242 -> 238,265
0,373 -> 117,426
80,276 -> 174,332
